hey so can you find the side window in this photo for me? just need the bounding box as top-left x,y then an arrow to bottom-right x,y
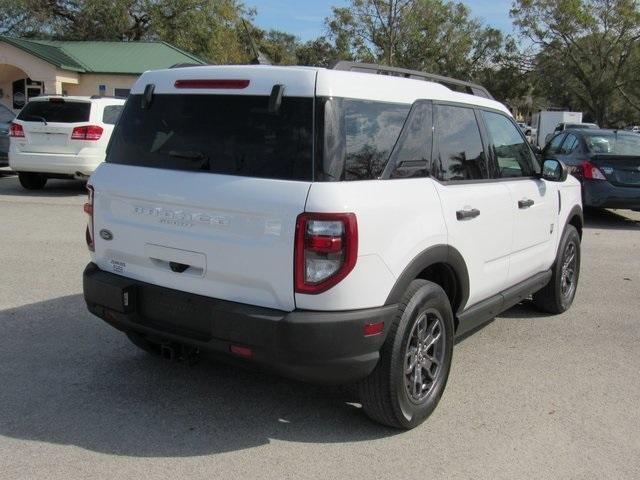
0,104 -> 14,123
102,105 -> 124,125
559,134 -> 578,154
546,133 -> 565,154
389,101 -> 432,179
481,110 -> 540,178
434,105 -> 487,181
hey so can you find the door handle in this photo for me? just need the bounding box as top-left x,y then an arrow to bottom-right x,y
518,199 -> 535,209
456,208 -> 480,221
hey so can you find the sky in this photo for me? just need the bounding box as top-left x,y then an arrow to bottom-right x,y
247,0 -> 516,41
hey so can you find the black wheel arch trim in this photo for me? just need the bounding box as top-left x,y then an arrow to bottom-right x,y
565,204 -> 583,238
384,244 -> 470,315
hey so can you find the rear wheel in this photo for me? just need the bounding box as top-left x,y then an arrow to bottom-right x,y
359,280 -> 454,429
533,224 -> 581,314
18,172 -> 47,190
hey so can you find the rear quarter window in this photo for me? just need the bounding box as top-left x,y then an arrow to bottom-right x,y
17,100 -> 90,123
102,105 -> 124,125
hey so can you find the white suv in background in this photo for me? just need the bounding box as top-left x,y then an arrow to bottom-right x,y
9,95 -> 125,189
82,63 -> 583,429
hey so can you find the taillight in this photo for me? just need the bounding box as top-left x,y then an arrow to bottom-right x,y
581,161 -> 606,180
295,213 -> 358,294
71,125 -> 103,141
9,122 -> 24,138
84,185 -> 94,251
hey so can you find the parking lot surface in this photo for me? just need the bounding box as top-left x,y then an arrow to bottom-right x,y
1,171 -> 639,480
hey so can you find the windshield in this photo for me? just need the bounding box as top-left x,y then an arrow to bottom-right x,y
107,94 -> 314,181
17,100 -> 90,123
584,132 -> 640,155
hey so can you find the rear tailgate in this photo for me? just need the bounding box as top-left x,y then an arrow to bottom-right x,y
91,165 -> 310,311
592,155 -> 640,187
15,99 -> 91,154
89,66 -> 318,311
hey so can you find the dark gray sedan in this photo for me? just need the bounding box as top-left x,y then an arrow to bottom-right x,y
0,103 -> 15,167
544,129 -> 640,210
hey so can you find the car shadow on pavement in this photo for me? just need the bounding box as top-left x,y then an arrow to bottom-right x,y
0,176 -> 86,197
584,208 -> 640,230
0,295 -> 398,457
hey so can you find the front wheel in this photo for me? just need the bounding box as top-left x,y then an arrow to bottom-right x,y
18,172 -> 47,190
533,224 -> 581,313
359,280 -> 454,429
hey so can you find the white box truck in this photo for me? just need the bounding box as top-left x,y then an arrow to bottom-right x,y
532,111 -> 583,148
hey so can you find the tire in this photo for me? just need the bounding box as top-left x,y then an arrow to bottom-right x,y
359,280 -> 454,429
18,172 -> 47,190
533,224 -> 581,314
126,332 -> 161,355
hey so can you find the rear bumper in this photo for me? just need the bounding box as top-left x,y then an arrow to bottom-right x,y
583,180 -> 640,209
83,263 -> 395,384
9,150 -> 104,176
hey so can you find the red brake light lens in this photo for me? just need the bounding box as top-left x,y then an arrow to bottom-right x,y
84,185 -> 95,251
581,161 -> 606,180
71,125 -> 103,141
294,213 -> 358,294
174,79 -> 250,89
9,122 -> 24,138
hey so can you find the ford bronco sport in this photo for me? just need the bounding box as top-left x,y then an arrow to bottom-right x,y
82,62 -> 583,429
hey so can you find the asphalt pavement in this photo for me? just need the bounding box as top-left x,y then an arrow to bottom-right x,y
1,171 -> 639,479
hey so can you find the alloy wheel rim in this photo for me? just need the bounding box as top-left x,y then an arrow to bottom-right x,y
404,310 -> 445,402
561,241 -> 577,299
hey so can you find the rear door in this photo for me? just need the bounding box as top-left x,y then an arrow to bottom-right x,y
90,67 -> 318,311
432,104 -> 513,308
480,109 -> 557,284
14,98 -> 92,154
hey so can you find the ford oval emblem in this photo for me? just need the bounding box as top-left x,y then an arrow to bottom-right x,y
99,229 -> 113,241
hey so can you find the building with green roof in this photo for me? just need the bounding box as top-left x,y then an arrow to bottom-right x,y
0,37 -> 205,111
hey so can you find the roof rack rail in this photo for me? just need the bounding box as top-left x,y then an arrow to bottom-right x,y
89,95 -> 127,99
330,61 -> 494,100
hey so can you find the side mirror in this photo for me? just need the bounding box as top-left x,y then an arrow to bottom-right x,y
541,158 -> 568,182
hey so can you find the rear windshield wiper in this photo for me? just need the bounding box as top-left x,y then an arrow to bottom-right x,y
23,115 -> 48,125
168,150 -> 209,170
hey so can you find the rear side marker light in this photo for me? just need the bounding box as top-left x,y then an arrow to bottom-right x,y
364,322 -> 384,337
9,122 -> 24,137
174,79 -> 250,89
230,345 -> 253,358
84,185 -> 95,251
72,125 -> 103,141
295,212 -> 358,294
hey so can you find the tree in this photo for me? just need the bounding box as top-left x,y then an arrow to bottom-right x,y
511,0 -> 640,126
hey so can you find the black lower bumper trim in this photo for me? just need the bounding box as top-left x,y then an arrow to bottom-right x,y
83,263 -> 396,384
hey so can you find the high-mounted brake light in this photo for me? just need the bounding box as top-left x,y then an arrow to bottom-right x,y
294,213 -> 358,294
581,161 -> 607,181
174,79 -> 250,89
72,125 -> 103,141
9,122 -> 24,138
84,185 -> 95,251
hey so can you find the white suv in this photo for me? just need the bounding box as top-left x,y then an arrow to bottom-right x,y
9,95 -> 125,189
82,63 -> 583,429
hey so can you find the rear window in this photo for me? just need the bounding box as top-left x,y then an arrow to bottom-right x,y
17,100 -> 90,123
584,132 -> 640,155
107,94 -> 314,181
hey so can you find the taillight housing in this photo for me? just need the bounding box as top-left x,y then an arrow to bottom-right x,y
9,122 -> 24,137
581,161 -> 607,180
71,125 -> 103,141
84,185 -> 95,251
295,213 -> 358,294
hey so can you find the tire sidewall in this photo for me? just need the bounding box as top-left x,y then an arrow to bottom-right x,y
555,225 -> 581,312
390,283 -> 454,428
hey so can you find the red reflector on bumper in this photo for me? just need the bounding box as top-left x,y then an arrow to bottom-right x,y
364,322 -> 384,337
230,345 -> 253,358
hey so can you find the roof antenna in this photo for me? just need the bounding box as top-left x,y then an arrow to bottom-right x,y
242,19 -> 272,65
